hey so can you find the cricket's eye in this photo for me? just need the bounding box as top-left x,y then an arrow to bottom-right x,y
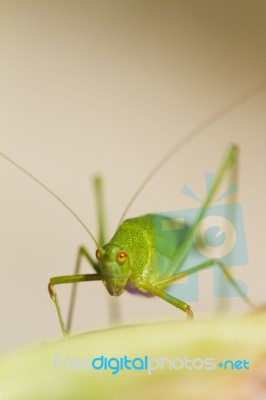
116,251 -> 128,264
96,249 -> 101,260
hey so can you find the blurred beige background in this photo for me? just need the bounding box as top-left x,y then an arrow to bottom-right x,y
0,0 -> 266,351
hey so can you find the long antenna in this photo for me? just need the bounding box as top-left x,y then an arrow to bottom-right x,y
117,80 -> 266,227
0,152 -> 99,248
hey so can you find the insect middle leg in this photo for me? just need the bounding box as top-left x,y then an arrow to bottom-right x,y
165,259 -> 255,308
140,259 -> 255,318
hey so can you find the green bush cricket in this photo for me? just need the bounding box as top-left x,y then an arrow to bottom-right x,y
1,83 -> 264,339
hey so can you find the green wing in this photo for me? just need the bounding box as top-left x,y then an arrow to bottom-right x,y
150,213 -> 191,277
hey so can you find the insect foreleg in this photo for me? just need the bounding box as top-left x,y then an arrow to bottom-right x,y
66,177 -> 106,334
67,246 -> 99,332
48,273 -> 101,337
67,176 -> 120,335
137,282 -> 193,319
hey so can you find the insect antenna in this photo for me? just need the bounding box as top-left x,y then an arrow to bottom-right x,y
0,152 -> 99,248
117,80 -> 266,227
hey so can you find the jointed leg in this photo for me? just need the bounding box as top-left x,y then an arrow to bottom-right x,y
137,281 -> 193,320
49,273 -> 101,338
66,177 -> 106,333
93,176 -> 121,324
167,145 -> 239,274
216,145 -> 238,311
93,176 -> 107,247
156,259 -> 255,308
66,246 -> 99,332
